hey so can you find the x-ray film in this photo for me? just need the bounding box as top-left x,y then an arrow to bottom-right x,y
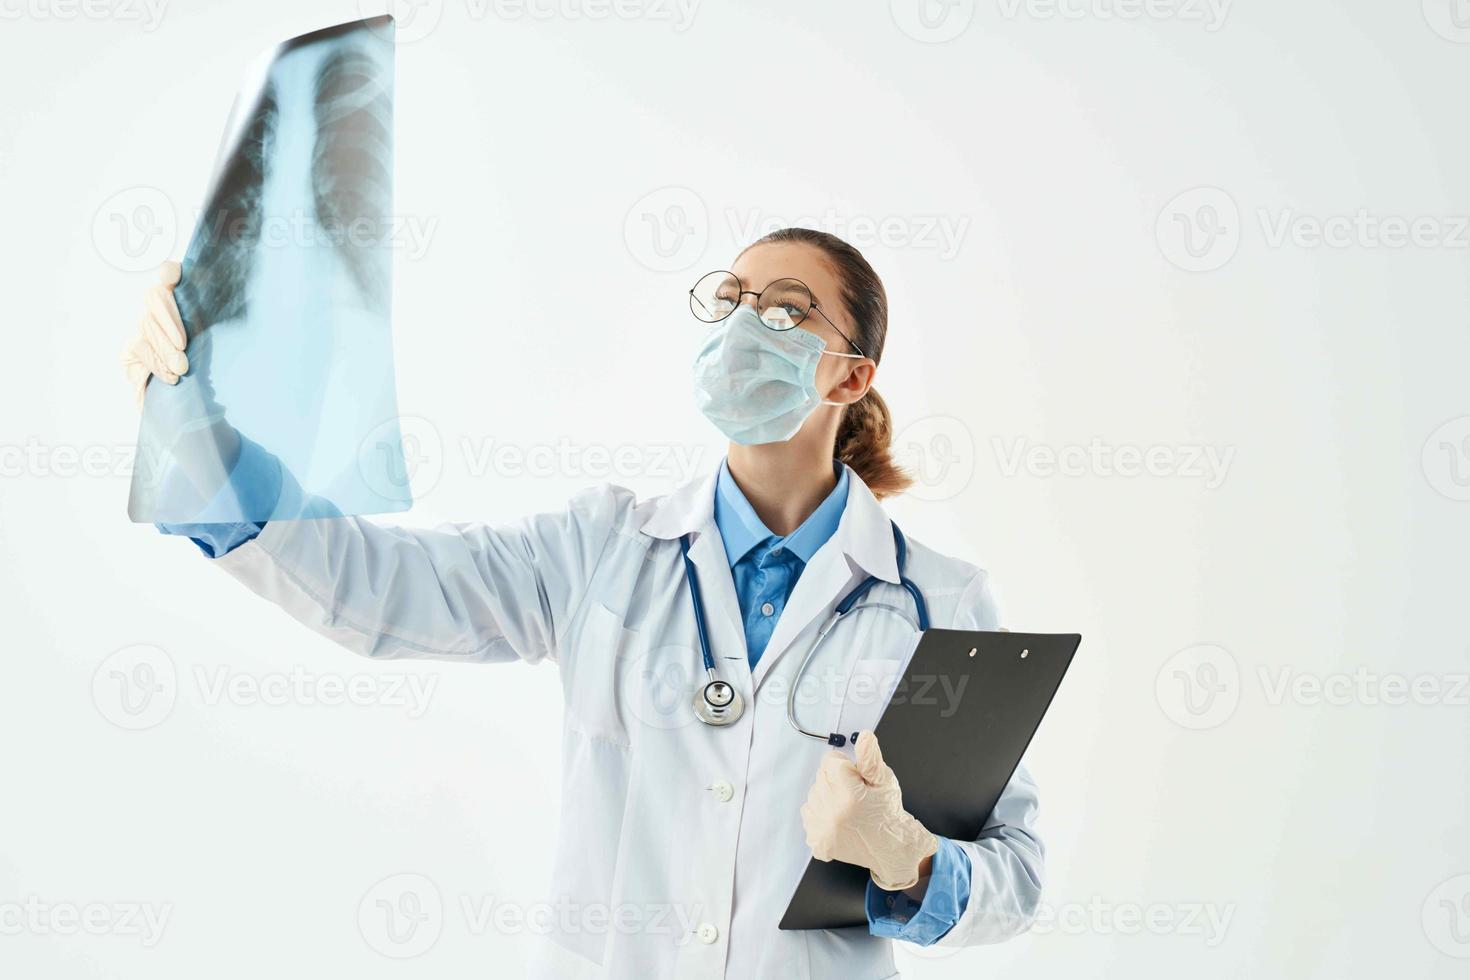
128,16 -> 410,524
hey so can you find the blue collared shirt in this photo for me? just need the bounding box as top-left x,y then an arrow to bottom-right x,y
155,436 -> 278,557
712,459 -> 850,669
865,837 -> 972,944
711,459 -> 972,945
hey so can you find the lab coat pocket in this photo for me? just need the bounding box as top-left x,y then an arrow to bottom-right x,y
836,658 -> 905,737
564,601 -> 634,746
619,635 -> 702,738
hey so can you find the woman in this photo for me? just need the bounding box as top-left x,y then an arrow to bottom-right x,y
121,227 -> 1043,979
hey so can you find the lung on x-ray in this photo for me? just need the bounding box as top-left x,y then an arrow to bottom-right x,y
128,16 -> 411,524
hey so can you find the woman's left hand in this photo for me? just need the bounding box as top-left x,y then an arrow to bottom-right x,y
800,731 -> 939,891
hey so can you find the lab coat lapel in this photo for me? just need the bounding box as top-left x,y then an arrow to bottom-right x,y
750,544 -> 857,691
750,470 -> 900,691
639,469 -> 749,677
686,520 -> 750,678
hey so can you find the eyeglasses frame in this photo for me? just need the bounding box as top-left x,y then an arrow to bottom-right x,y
688,271 -> 870,360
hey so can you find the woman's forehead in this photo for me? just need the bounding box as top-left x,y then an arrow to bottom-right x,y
731,241 -> 839,297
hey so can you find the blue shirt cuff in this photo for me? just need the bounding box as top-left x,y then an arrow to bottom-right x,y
866,837 -> 972,945
155,436 -> 280,557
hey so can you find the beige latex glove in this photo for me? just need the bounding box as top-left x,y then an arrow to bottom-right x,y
120,261 -> 189,408
800,731 -> 939,891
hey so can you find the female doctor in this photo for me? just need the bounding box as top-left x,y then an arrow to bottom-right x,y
121,227 -> 1043,979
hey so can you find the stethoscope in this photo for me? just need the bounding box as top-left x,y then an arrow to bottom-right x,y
678,521 -> 930,746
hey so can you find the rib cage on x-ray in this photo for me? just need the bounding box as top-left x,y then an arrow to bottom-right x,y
174,84 -> 277,338
312,46 -> 393,312
128,17 -> 409,525
176,41 -> 394,334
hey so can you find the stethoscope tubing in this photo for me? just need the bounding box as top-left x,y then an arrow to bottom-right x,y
785,599 -> 922,745
677,534 -> 719,681
680,521 -> 929,742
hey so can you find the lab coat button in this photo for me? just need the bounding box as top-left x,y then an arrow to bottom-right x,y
710,779 -> 734,803
696,923 -> 719,944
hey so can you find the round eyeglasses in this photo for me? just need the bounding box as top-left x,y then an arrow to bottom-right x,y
688,270 -> 868,359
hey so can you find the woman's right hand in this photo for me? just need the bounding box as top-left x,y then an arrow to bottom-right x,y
120,261 -> 190,409
121,259 -> 244,507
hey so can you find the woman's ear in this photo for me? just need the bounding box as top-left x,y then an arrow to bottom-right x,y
827,359 -> 875,405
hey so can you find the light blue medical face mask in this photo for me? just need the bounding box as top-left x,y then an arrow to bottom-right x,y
692,304 -> 858,445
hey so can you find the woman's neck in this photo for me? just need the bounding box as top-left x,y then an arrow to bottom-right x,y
726,427 -> 839,537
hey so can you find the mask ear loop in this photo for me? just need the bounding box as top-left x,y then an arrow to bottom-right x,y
817,349 -> 869,407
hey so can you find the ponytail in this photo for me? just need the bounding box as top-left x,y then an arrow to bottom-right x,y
835,387 -> 912,500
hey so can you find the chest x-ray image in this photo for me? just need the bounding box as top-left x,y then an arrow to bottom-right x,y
128,16 -> 409,524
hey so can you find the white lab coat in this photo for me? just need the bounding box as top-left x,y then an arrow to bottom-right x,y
213,464 -> 1044,979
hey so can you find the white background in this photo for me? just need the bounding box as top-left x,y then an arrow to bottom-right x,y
3,0 -> 1469,976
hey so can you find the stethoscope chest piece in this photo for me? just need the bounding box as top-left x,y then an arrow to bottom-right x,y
693,678 -> 744,727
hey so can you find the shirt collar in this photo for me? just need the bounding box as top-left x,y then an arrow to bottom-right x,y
713,458 -> 850,568
638,460 -> 899,585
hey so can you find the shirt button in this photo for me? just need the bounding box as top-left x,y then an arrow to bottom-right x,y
760,601 -> 775,617
710,779 -> 734,803
696,923 -> 719,944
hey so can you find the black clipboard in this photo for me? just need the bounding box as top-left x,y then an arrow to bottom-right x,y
778,628 -> 1080,931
